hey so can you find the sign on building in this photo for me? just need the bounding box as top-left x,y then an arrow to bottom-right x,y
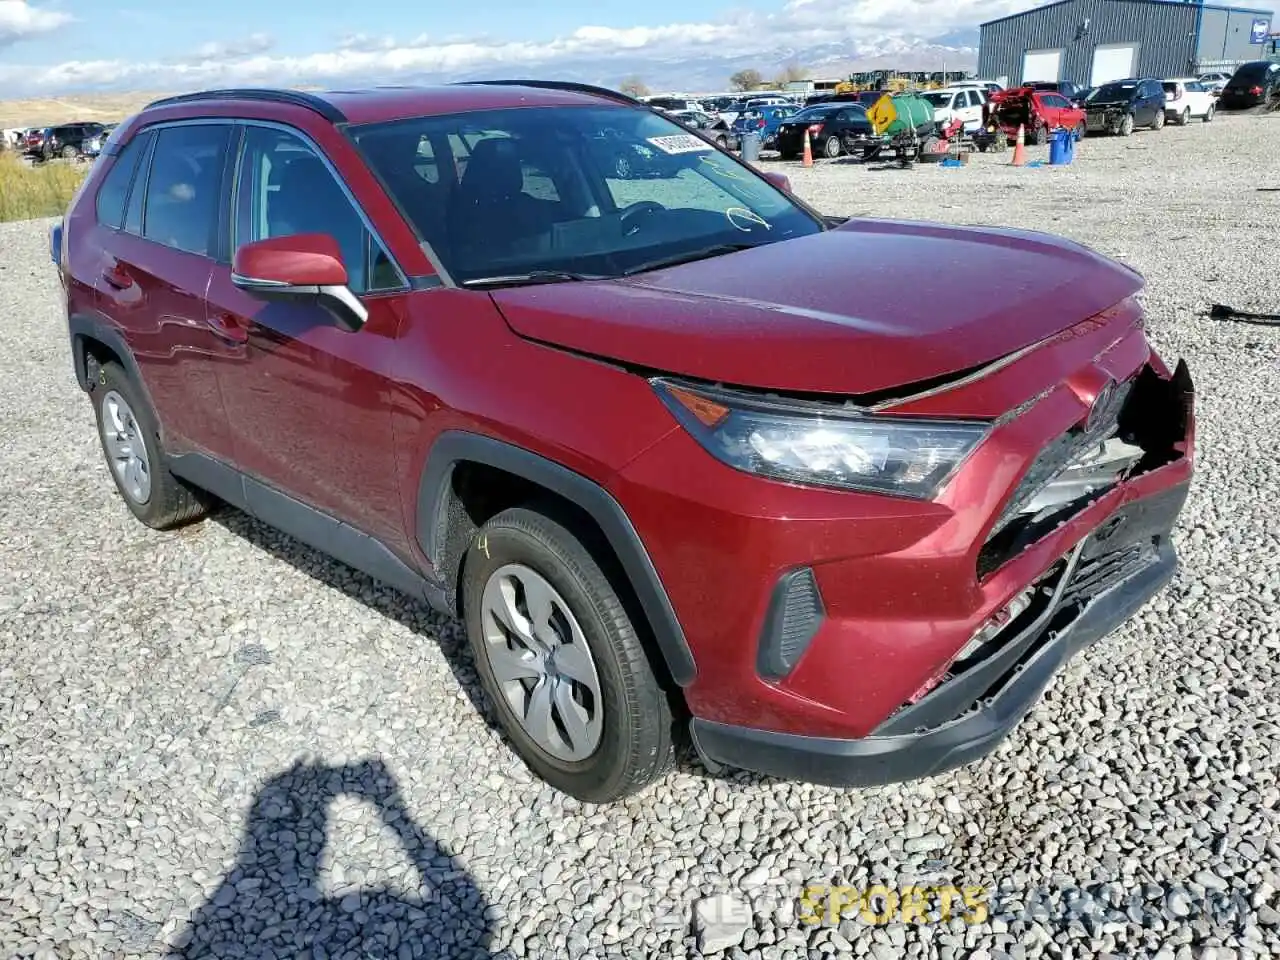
1250,18 -> 1271,44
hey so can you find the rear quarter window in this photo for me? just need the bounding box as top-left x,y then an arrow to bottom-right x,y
94,132 -> 150,229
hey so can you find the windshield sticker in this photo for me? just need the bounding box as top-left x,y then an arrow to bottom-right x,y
725,207 -> 771,232
646,134 -> 716,155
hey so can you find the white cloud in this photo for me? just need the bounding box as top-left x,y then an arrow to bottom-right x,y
193,32 -> 275,60
0,0 -> 71,48
0,0 -> 1035,95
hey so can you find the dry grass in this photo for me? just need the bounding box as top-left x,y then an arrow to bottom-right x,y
0,154 -> 87,223
0,92 -> 165,129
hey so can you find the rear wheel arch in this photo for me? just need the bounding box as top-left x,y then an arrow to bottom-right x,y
416,431 -> 697,689
69,315 -> 171,450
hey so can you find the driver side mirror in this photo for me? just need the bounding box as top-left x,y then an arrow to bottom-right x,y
231,233 -> 368,333
760,170 -> 793,194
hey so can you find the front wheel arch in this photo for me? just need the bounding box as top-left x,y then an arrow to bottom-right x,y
416,431 -> 697,688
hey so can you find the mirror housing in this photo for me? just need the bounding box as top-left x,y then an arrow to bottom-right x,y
231,233 -> 368,333
761,170 -> 793,194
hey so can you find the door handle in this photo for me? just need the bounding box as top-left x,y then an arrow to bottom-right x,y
207,312 -> 249,344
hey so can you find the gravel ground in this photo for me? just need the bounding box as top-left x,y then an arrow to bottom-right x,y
3,112 -> 1280,960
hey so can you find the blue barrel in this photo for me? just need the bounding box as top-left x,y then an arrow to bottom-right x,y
741,131 -> 761,162
1049,128 -> 1073,166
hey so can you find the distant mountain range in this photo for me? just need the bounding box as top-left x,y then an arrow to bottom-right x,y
437,33 -> 981,94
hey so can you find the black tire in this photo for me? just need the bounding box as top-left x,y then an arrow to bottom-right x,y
461,505 -> 676,803
1026,123 -> 1044,146
61,144 -> 78,159
715,136 -> 727,148
1151,109 -> 1165,130
1203,105 -> 1214,123
822,135 -> 841,159
1118,113 -> 1135,137
1177,108 -> 1190,126
90,361 -> 211,529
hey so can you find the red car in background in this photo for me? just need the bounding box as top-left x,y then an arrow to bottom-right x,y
984,87 -> 1086,144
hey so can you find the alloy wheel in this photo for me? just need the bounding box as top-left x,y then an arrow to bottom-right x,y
479,563 -> 604,763
100,390 -> 152,504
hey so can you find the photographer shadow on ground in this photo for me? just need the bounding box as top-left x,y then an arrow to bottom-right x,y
169,757 -> 495,958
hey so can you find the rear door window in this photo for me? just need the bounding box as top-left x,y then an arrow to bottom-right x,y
141,123 -> 232,257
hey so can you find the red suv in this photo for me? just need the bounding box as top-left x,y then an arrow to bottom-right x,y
53,82 -> 1195,802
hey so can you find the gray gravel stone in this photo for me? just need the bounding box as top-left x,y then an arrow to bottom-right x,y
2,112 -> 1280,960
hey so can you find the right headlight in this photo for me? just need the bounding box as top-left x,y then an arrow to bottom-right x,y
653,378 -> 991,500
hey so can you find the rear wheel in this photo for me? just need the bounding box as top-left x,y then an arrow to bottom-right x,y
822,135 -> 841,159
1072,122 -> 1085,141
462,506 -> 676,803
91,361 -> 211,529
1151,109 -> 1165,130
1203,105 -> 1215,123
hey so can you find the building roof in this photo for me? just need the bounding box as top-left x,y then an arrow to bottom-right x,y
981,0 -> 1273,30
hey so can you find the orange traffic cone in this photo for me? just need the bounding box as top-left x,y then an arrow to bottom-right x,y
1011,124 -> 1027,166
802,129 -> 814,167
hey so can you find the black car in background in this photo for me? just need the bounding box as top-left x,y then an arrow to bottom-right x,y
30,122 -> 106,159
1219,60 -> 1280,109
774,102 -> 877,159
1083,78 -> 1166,135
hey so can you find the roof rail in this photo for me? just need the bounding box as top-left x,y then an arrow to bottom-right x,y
143,88 -> 346,123
453,79 -> 648,108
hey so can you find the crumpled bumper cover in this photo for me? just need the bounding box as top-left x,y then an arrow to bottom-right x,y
689,480 -> 1189,788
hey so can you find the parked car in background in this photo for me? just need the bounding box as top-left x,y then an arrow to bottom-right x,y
34,122 -> 107,160
23,127 -> 50,157
1024,80 -> 1087,103
643,96 -> 706,113
774,102 -> 877,159
1197,72 -> 1231,94
732,104 -> 799,148
949,79 -> 1005,95
986,87 -> 1086,143
920,87 -> 987,132
1161,79 -> 1217,124
719,95 -> 793,127
1084,78 -> 1166,135
53,81 -> 1197,803
668,109 -> 737,150
1219,60 -> 1280,109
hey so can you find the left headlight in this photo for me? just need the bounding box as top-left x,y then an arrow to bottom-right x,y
653,378 -> 991,499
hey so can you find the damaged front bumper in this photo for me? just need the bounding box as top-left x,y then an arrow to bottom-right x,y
690,480 -> 1188,787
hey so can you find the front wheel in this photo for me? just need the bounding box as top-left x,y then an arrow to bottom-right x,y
1118,113 -> 1135,136
1203,106 -> 1215,123
1026,123 -> 1044,146
462,506 -> 676,803
60,144 -> 79,159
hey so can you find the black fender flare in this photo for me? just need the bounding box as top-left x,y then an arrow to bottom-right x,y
67,313 -> 166,442
416,431 -> 696,686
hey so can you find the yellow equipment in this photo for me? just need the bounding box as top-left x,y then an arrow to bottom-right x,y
865,95 -> 898,136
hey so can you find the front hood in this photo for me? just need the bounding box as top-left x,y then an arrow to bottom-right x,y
1086,100 -> 1132,108
490,218 -> 1143,397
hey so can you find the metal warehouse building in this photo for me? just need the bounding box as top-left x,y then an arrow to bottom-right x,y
979,0 -> 1275,87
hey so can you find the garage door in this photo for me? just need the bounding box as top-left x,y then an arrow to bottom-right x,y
1091,44 -> 1137,86
1023,49 -> 1062,83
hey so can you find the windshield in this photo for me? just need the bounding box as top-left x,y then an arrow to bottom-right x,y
1089,82 -> 1136,101
350,105 -> 822,285
921,92 -> 953,106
